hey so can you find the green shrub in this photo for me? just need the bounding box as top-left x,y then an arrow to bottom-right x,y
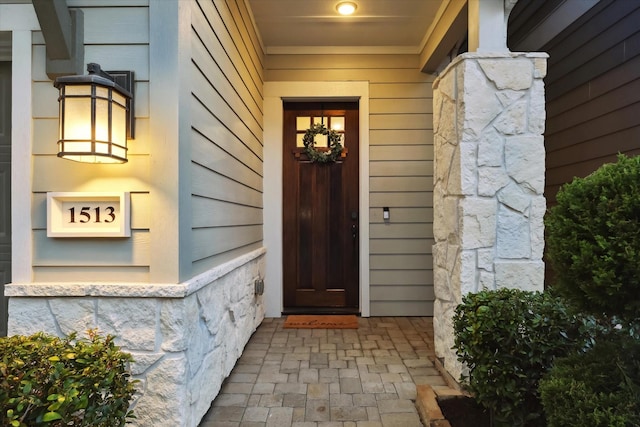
545,154 -> 640,321
453,288 -> 584,427
540,332 -> 640,427
0,330 -> 136,426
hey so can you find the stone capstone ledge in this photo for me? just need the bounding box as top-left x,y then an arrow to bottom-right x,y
5,247 -> 266,298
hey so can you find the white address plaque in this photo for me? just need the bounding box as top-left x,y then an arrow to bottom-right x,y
47,192 -> 131,238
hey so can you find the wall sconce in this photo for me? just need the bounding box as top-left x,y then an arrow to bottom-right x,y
54,63 -> 134,163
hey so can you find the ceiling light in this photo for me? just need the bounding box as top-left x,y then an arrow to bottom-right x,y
336,1 -> 357,16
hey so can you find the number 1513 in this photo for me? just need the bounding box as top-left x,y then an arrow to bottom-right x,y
68,206 -> 116,223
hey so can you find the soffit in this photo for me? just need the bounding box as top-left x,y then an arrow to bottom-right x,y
247,0 -> 447,54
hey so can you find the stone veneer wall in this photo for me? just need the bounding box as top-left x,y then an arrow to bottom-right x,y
6,248 -> 266,427
432,53 -> 547,380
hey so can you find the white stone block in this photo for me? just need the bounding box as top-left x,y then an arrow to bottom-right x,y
129,352 -> 164,376
433,196 -> 458,242
478,166 -> 510,197
478,58 -> 533,90
161,297 -> 192,352
530,196 -> 546,260
132,356 -> 188,427
479,271 -> 496,291
477,248 -> 495,272
196,281 -> 227,335
495,89 -> 525,109
494,260 -> 544,292
497,206 -> 531,259
49,298 -> 96,336
462,60 -> 503,140
529,79 -> 546,134
505,135 -> 545,194
498,182 -> 530,213
433,266 -> 453,302
477,128 -> 504,167
533,57 -> 547,79
97,298 -> 157,351
460,142 -> 478,195
7,298 -> 58,336
459,250 -> 478,295
494,100 -> 528,135
459,198 -> 497,249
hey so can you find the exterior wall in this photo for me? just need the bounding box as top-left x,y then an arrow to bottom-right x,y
543,0 -> 640,204
190,0 -> 265,274
31,1 -> 152,282
5,1 -> 266,425
432,52 -> 547,380
8,248 -> 265,427
265,55 -> 435,316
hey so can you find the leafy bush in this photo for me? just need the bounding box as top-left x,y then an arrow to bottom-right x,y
540,332 -> 640,427
545,154 -> 640,321
453,288 -> 584,427
0,330 -> 136,426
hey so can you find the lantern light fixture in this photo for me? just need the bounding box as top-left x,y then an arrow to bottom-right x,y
54,63 -> 134,164
336,1 -> 357,16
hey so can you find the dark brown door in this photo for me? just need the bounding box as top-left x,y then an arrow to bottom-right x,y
283,101 -> 359,314
0,62 -> 11,336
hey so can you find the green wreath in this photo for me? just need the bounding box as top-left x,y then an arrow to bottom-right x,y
302,123 -> 343,163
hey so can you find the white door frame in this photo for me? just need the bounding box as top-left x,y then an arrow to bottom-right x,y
263,81 -> 370,318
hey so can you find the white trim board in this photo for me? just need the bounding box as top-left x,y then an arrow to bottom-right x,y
263,81 -> 371,318
1,3 -> 39,282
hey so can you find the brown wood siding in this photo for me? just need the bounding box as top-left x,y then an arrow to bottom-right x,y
541,0 -> 640,205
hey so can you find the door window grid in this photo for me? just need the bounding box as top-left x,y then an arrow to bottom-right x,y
296,116 -> 346,148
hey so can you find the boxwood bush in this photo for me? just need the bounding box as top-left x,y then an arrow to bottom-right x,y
539,331 -> 640,427
545,154 -> 640,321
453,288 -> 585,427
0,330 -> 136,426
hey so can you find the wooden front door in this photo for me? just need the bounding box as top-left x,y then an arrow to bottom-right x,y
283,101 -> 359,314
0,62 -> 11,336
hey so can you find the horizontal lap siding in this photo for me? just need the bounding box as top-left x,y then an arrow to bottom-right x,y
266,55 -> 434,316
543,0 -> 640,205
370,79 -> 434,316
190,0 -> 264,273
31,5 -> 151,281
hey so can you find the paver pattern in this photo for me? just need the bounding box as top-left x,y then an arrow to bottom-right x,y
199,317 -> 448,427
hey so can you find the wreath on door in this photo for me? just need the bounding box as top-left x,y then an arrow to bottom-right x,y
303,123 -> 343,163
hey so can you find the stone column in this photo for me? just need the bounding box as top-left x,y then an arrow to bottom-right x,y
432,52 -> 547,380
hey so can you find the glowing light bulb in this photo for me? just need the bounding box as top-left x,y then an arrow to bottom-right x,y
336,2 -> 357,16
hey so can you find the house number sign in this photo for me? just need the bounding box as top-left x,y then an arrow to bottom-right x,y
47,192 -> 131,238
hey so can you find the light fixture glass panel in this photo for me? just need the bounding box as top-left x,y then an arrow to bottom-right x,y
96,86 -> 109,100
95,141 -> 111,154
65,85 -> 89,96
95,97 -> 110,142
113,91 -> 127,108
63,98 -> 91,140
296,116 -> 310,131
112,103 -> 127,146
111,144 -> 126,159
330,116 -> 345,131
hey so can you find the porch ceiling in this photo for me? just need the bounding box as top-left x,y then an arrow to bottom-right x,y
247,0 -> 449,55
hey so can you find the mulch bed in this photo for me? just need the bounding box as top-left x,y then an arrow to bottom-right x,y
437,394 -> 491,427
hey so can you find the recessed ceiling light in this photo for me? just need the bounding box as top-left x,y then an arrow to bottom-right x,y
336,1 -> 357,16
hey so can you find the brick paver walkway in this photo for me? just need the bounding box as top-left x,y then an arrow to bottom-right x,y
199,316 -> 448,427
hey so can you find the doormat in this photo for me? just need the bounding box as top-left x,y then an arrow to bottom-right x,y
283,315 -> 359,329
